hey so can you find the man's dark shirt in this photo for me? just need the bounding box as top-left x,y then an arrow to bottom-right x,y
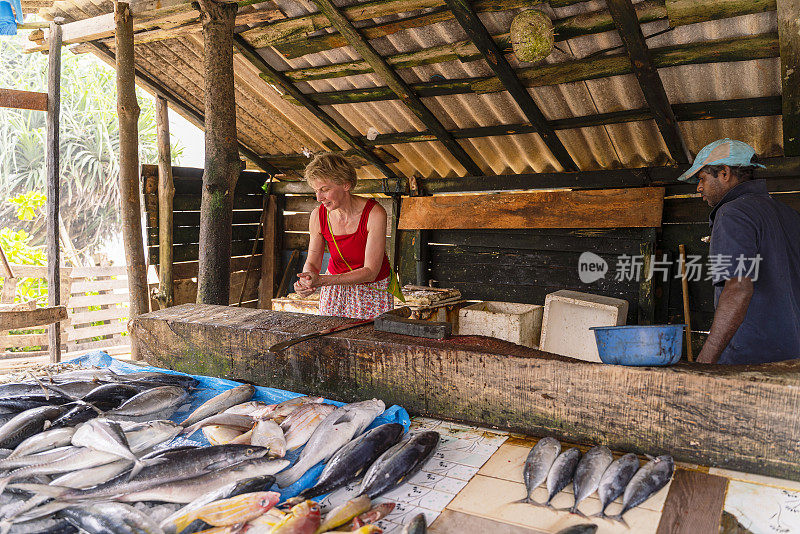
708,179 -> 800,364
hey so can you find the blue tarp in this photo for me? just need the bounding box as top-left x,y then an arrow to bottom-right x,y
65,350 -> 411,500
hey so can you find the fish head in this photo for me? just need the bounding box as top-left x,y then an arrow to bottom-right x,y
257,491 -> 281,511
292,500 -> 321,520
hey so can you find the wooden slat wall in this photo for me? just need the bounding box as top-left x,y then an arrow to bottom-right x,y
142,165 -> 266,307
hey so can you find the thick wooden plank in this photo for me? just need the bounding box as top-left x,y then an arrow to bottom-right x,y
444,0 -> 577,171
0,88 -> 48,111
0,306 -> 67,331
399,188 -> 664,229
607,0 -> 689,164
778,0 -> 800,155
68,293 -> 130,309
655,470 -> 728,534
311,0 -> 484,176
132,304 -> 800,481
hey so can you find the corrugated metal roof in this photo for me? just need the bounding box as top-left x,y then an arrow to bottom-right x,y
33,0 -> 785,181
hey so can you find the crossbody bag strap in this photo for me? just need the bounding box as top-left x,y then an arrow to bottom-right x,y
327,215 -> 354,272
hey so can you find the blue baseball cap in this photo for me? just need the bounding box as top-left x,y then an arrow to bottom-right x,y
677,138 -> 766,183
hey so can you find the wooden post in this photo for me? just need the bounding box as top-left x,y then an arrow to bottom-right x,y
155,95 -> 175,308
408,176 -> 428,286
116,0 -> 150,360
196,0 -> 239,305
258,195 -> 278,309
47,21 -> 62,364
778,0 -> 800,155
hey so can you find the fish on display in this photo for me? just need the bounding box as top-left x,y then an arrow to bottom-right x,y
329,526 -> 381,534
0,447 -> 122,493
78,383 -> 146,411
24,444 -> 272,502
57,501 -> 165,534
250,419 -> 286,457
48,402 -> 103,429
183,414 -> 256,437
5,427 -> 75,459
202,425 -> 245,446
544,448 -> 582,507
0,394 -> 73,412
566,445 -> 613,516
315,495 -> 371,534
282,404 -> 337,452
172,491 -> 280,532
0,405 -> 71,449
71,418 -> 147,478
350,502 -> 395,529
359,431 -> 439,499
224,400 -> 274,418
112,370 -> 199,390
270,501 -> 321,534
265,396 -> 326,422
515,436 -> 561,505
276,399 -> 385,488
179,384 -> 256,428
612,455 -> 674,526
105,386 -> 190,422
123,420 -> 183,453
0,381 -> 100,399
0,445 -> 76,471
401,513 -> 426,534
301,423 -> 405,500
593,453 -> 639,519
49,458 -> 134,489
556,525 -> 598,534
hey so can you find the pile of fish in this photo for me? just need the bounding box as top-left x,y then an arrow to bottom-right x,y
518,436 -> 674,527
0,367 -> 440,534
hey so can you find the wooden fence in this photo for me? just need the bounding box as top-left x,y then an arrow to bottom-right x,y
0,264 -> 131,357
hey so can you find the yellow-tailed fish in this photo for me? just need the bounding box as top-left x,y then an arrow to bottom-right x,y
271,500 -> 321,534
173,491 -> 280,532
243,507 -> 286,530
203,425 -> 246,445
350,502 -> 395,529
315,495 -> 371,534
328,526 -> 382,534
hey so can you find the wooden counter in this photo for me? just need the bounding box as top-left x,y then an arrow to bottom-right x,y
130,304 -> 800,481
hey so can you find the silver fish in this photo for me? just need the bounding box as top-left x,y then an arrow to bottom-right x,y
276,399 -> 385,488
282,403 -> 337,451
179,384 -> 255,427
72,418 -> 146,479
224,401 -> 274,417
251,419 -> 286,457
401,513 -> 426,534
183,413 -> 255,436
105,386 -> 189,422
0,405 -> 70,449
49,458 -> 133,489
6,427 -> 75,460
594,453 -> 639,518
124,420 -> 183,453
545,448 -> 581,506
359,431 -> 439,498
0,446 -> 75,471
568,446 -> 613,516
613,455 -> 674,526
516,437 -> 561,505
264,396 -> 325,421
59,502 -> 165,534
0,447 -> 121,493
115,457 -> 289,504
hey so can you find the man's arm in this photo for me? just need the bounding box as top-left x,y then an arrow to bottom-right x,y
696,278 -> 754,364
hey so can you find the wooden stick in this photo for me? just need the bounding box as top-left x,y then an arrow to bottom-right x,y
239,192 -> 268,306
679,244 -> 694,361
0,244 -> 13,279
156,95 -> 175,308
46,21 -> 62,364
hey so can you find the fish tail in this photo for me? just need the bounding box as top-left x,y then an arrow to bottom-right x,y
610,513 -> 630,528
590,511 -> 607,520
127,459 -> 146,481
5,482 -> 67,499
172,511 -> 198,533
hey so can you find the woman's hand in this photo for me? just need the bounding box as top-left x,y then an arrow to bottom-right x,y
297,271 -> 323,290
293,279 -> 315,298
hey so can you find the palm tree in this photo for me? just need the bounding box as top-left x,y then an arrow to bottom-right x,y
0,37 -> 184,256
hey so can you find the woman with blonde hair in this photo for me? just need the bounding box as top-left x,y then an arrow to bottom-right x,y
293,153 -> 394,319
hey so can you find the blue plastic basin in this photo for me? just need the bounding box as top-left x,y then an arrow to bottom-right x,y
589,324 -> 686,366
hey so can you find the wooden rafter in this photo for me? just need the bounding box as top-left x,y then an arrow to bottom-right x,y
88,42 -> 281,175
311,0 -> 484,176
363,96 -> 783,147
607,0 -> 690,164
232,34 -> 398,180
296,33 -> 778,106
0,88 -> 47,111
778,0 -> 800,155
444,0 -> 577,171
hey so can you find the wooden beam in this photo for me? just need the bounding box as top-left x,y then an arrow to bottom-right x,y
399,188 -> 664,230
364,96 -> 782,147
312,0 -> 484,176
196,0 -> 240,305
298,33 -> 779,105
117,1 -> 151,361
86,42 -> 281,175
155,95 -> 175,308
445,0 -> 576,171
131,304 -> 800,482
258,194 -> 278,309
608,0 -> 690,164
778,0 -> 800,155
0,306 -> 67,331
0,88 -> 47,111
46,22 -> 62,364
232,34 -> 398,180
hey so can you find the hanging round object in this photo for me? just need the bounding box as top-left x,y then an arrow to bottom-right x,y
510,10 -> 554,63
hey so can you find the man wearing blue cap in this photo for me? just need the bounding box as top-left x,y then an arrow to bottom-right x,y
678,138 -> 800,365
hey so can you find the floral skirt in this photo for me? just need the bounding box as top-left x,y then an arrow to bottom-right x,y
319,276 -> 394,319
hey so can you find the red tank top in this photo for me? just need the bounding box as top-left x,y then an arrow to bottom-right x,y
319,198 -> 391,281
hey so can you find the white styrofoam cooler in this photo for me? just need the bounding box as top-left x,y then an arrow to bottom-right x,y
539,290 -> 628,362
458,301 -> 543,348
